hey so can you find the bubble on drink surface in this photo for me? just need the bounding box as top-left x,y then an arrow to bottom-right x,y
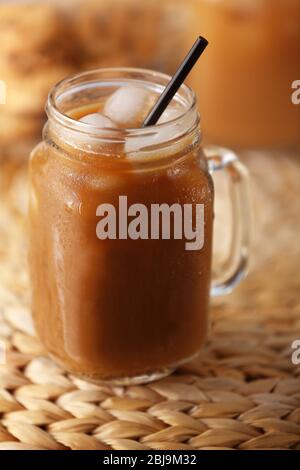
79,113 -> 117,128
104,86 -> 155,128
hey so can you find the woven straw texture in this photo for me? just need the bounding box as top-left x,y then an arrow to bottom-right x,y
0,151 -> 300,450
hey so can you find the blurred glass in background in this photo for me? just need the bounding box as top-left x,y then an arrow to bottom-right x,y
187,0 -> 300,150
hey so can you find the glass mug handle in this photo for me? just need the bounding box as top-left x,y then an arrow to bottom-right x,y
203,145 -> 251,297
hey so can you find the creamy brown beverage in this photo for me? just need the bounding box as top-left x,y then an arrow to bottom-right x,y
29,69 -> 214,383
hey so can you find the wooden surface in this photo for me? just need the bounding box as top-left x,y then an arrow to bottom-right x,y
0,150 -> 299,450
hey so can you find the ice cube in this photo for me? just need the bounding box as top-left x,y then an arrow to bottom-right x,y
157,105 -> 183,124
125,110 -> 194,158
104,86 -> 155,128
125,126 -> 180,156
61,113 -> 117,152
79,113 -> 117,128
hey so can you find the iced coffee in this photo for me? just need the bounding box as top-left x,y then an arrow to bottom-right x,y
29,69 -> 214,383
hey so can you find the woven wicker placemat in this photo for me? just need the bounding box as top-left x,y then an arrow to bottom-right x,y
0,151 -> 300,450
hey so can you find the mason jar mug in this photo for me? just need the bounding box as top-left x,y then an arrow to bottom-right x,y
28,68 -> 251,384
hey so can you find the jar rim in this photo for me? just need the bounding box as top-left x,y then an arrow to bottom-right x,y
46,67 -> 200,145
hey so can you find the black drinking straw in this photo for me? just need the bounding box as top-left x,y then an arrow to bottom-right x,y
143,36 -> 209,127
